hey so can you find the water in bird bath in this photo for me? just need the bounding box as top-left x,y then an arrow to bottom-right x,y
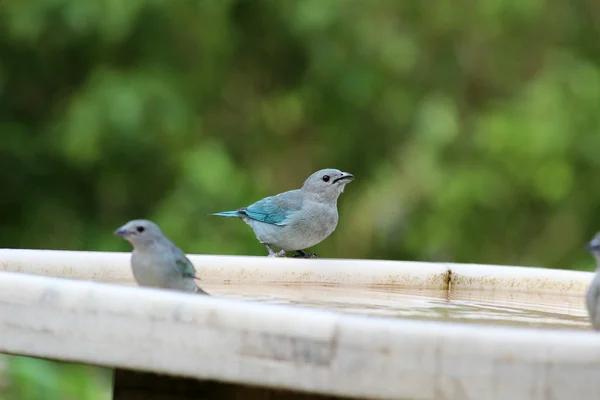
207,283 -> 590,331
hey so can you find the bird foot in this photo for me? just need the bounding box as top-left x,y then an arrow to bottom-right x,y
264,244 -> 287,257
293,250 -> 319,259
267,250 -> 287,258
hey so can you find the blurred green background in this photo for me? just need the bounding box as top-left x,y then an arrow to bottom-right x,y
2,0 -> 600,398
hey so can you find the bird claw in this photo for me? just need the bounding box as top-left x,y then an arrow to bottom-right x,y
293,251 -> 318,259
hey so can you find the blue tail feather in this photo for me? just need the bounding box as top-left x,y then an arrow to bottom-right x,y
211,211 -> 242,217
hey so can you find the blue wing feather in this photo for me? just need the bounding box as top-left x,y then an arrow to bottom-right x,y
174,256 -> 197,278
167,244 -> 198,278
241,191 -> 303,226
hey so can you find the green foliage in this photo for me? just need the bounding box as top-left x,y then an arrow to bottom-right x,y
1,356 -> 110,400
2,0 -> 600,397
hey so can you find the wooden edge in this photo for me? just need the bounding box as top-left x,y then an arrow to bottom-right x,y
0,249 -> 450,289
0,249 -> 594,295
1,271 -> 600,400
448,263 -> 593,294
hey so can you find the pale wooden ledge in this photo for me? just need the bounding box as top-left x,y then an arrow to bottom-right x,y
0,249 -> 592,294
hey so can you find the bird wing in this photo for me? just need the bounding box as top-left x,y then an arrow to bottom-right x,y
175,257 -> 198,278
169,245 -> 198,278
242,190 -> 303,226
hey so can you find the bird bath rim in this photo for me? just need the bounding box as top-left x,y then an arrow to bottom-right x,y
0,248 -> 591,295
0,249 -> 598,400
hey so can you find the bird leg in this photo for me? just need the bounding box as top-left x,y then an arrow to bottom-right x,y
293,250 -> 319,259
264,244 -> 286,257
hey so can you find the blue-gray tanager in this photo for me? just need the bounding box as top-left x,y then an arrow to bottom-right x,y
212,168 -> 354,258
586,233 -> 600,330
114,219 -> 208,295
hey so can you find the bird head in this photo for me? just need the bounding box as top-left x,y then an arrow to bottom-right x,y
114,219 -> 164,248
301,168 -> 355,201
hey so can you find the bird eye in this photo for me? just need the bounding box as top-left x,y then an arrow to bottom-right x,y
322,175 -> 330,182
136,226 -> 145,233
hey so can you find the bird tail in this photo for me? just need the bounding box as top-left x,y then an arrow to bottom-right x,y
210,211 -> 242,218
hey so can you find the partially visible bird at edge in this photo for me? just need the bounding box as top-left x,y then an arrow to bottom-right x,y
585,232 -> 600,330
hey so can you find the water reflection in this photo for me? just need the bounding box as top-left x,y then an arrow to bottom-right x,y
208,283 -> 590,330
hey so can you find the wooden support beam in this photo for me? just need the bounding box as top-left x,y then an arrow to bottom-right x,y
113,369 -> 358,400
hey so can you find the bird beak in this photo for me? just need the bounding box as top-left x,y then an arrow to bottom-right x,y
333,172 -> 355,184
114,227 -> 129,237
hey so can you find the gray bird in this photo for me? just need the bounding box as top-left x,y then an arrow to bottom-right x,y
114,219 -> 208,295
586,232 -> 600,330
212,168 -> 354,258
